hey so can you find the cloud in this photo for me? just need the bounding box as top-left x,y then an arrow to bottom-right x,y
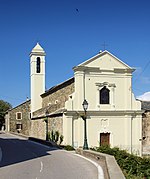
136,92 -> 150,101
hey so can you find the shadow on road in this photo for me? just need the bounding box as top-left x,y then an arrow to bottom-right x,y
0,133 -> 59,168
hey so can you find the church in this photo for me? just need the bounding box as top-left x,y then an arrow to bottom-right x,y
5,43 -> 143,156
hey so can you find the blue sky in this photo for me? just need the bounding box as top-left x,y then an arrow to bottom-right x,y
1,0 -> 150,107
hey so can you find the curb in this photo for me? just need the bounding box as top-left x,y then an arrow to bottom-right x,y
76,149 -> 125,179
75,153 -> 104,179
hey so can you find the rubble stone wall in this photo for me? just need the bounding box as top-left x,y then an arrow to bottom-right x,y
8,100 -> 31,136
42,81 -> 74,109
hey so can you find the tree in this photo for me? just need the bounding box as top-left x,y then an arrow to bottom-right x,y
0,100 -> 12,130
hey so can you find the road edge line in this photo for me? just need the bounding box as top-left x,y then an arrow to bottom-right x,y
74,153 -> 104,179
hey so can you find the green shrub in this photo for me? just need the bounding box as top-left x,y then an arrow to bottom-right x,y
93,145 -> 150,178
59,135 -> 64,145
54,131 -> 59,143
49,130 -> 64,145
64,145 -> 75,151
50,130 -> 55,142
48,131 -> 51,140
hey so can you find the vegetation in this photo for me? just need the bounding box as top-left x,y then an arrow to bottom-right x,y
92,145 -> 150,179
48,130 -> 74,150
48,130 -> 64,145
59,134 -> 64,145
64,145 -> 75,151
0,100 -> 12,129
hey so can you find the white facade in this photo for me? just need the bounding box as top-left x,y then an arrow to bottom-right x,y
64,51 -> 143,155
30,43 -> 46,115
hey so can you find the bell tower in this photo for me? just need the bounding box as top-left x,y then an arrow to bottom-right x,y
30,43 -> 46,115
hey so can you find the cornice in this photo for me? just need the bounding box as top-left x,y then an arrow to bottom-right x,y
73,66 -> 134,74
64,110 -> 143,117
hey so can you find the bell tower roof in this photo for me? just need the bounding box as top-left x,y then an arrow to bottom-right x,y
30,43 -> 46,56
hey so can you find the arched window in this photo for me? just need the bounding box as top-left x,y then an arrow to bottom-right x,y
36,57 -> 41,73
100,86 -> 110,104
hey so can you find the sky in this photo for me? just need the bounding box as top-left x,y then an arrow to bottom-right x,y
1,0 -> 150,107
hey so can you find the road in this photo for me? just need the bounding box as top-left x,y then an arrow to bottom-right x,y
0,133 -> 99,179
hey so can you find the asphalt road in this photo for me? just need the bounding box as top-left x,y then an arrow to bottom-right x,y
0,133 -> 99,179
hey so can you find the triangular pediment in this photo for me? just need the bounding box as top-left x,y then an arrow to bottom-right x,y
74,51 -> 134,72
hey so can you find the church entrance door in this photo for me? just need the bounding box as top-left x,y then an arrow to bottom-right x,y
100,133 -> 110,146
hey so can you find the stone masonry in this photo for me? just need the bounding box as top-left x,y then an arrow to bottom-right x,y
30,119 -> 46,139
141,101 -> 150,155
8,100 -> 31,136
142,111 -> 150,154
6,78 -> 74,140
41,78 -> 74,108
30,78 -> 75,140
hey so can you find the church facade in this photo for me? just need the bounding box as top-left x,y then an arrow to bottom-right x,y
6,43 -> 143,155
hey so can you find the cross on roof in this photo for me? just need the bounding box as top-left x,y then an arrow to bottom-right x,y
101,42 -> 108,50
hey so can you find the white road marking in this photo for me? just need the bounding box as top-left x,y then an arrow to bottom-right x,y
74,154 -> 104,179
40,161 -> 43,173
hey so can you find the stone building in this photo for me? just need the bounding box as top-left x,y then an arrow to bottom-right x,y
141,101 -> 150,155
30,77 -> 74,139
5,100 -> 31,136
6,43 -> 143,156
6,78 -> 74,139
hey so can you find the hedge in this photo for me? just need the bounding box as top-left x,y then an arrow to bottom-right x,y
92,145 -> 150,179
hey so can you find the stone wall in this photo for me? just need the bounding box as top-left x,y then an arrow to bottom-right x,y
142,111 -> 150,153
30,116 -> 63,140
42,80 -> 74,137
30,79 -> 74,140
8,100 -> 31,136
30,119 -> 46,140
33,104 -> 59,118
42,78 -> 74,109
48,116 -> 63,135
8,79 -> 74,140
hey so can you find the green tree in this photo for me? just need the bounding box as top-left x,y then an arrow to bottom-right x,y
0,100 -> 12,129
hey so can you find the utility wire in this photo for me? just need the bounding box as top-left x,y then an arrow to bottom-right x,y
132,87 -> 145,93
133,59 -> 150,85
0,95 -> 25,101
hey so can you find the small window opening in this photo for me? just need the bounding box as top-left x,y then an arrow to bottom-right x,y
16,123 -> 22,130
36,57 -> 41,73
16,112 -> 22,120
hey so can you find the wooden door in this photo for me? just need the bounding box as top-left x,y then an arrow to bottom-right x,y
100,133 -> 110,146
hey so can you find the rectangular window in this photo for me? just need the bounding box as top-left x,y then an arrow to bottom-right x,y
16,124 -> 22,130
29,112 -> 31,119
36,57 -> 41,73
16,112 -> 22,120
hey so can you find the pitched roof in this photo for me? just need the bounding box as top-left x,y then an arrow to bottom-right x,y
79,50 -> 131,67
30,43 -> 46,56
41,77 -> 74,98
73,50 -> 134,73
31,43 -> 45,53
8,100 -> 31,111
